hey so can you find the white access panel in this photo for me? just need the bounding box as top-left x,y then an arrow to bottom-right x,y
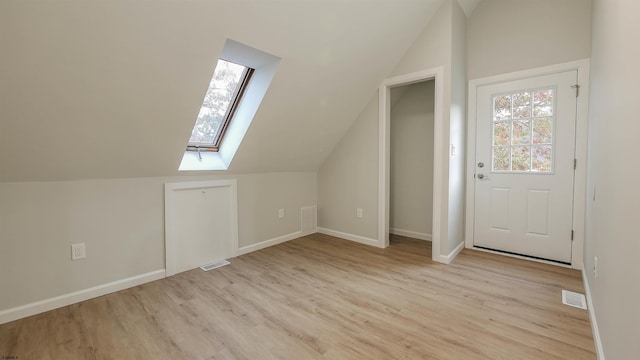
164,180 -> 238,276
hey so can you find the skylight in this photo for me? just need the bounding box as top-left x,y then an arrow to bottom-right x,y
179,39 -> 281,172
188,59 -> 254,152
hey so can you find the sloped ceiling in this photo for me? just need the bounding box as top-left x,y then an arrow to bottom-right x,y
0,0 -> 444,182
457,0 -> 483,17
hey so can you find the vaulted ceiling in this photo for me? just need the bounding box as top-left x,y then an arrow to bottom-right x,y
0,0 -> 446,182
457,0 -> 483,17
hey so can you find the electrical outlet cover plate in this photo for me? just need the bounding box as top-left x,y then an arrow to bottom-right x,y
71,243 -> 86,260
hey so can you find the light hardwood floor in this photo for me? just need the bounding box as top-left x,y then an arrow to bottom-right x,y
0,234 -> 595,359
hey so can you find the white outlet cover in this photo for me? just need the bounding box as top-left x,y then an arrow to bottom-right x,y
71,243 -> 86,260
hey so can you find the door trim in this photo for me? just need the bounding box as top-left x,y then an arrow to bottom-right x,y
378,66 -> 446,262
465,59 -> 590,269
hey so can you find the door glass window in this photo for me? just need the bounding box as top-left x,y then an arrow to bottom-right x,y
491,88 -> 554,172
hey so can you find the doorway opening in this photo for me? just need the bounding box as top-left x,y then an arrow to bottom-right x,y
389,80 -> 435,254
378,67 -> 445,262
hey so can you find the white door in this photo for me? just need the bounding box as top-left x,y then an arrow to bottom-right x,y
473,71 -> 577,263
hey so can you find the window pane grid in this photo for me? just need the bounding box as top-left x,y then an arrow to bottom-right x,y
491,88 -> 554,173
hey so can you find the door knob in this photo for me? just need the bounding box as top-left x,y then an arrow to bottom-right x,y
477,173 -> 487,180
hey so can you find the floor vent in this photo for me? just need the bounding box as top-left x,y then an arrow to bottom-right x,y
200,260 -> 230,271
562,290 -> 587,310
301,206 -> 318,233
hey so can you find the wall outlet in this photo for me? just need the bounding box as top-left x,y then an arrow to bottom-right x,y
278,208 -> 285,219
356,208 -> 363,218
594,256 -> 598,278
71,243 -> 86,261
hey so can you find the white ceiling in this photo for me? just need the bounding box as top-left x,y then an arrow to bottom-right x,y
0,0 -> 445,182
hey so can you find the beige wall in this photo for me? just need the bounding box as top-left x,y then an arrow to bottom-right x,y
392,1 -> 455,256
390,81 -> 435,238
393,0 -> 468,256
0,172 -> 316,311
318,0 -> 465,259
391,0 -> 451,77
317,94 -> 379,241
318,0 -> 453,245
0,1 -> 443,182
237,173 -> 317,246
467,0 -> 591,80
585,0 -> 640,358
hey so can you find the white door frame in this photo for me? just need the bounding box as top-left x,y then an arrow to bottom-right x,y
465,59 -> 590,269
378,66 -> 445,262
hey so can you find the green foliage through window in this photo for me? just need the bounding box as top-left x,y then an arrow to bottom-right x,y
188,59 -> 254,151
491,88 -> 554,172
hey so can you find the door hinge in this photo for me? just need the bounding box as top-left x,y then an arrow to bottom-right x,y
571,230 -> 574,241
571,84 -> 580,97
574,158 -> 577,170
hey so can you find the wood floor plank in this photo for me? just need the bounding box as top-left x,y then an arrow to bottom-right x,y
10,313 -> 52,360
46,305 -> 95,359
0,234 -> 596,359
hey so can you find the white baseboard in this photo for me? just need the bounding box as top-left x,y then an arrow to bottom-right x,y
389,228 -> 432,241
435,241 -> 465,264
1,229 -> 319,325
582,269 -> 606,360
317,227 -> 382,248
237,230 -> 314,255
0,270 -> 165,325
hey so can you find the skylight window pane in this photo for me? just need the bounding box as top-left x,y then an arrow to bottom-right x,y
189,59 -> 248,147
